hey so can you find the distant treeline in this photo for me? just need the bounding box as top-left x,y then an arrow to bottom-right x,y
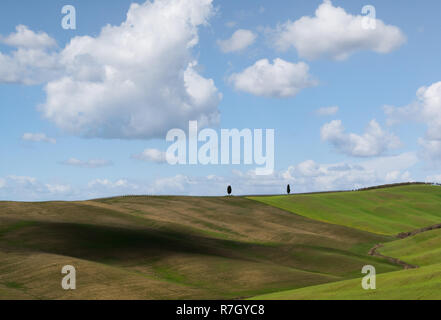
357,182 -> 439,191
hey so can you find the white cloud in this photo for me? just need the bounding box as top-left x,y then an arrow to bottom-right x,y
132,148 -> 169,164
0,152 -> 418,200
426,174 -> 441,184
1,25 -> 56,49
0,26 -> 60,84
0,176 -> 74,201
22,133 -> 56,144
272,0 -> 406,60
217,29 -> 257,53
419,138 -> 441,165
88,179 -> 135,189
416,82 -> 441,141
61,158 -> 113,168
384,104 -> 419,126
282,152 -> 417,192
0,0 -> 221,139
321,119 -> 401,157
149,174 -> 195,194
148,172 -> 285,196
45,183 -> 71,194
86,179 -> 142,198
225,21 -> 237,28
385,170 -> 400,182
149,152 -> 417,195
315,106 -> 339,116
386,82 -> 441,135
385,81 -> 441,165
7,175 -> 37,185
0,43 -> 61,85
383,170 -> 411,183
229,58 -> 316,98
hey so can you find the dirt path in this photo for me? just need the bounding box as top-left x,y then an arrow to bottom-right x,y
368,223 -> 441,269
396,223 -> 441,239
368,243 -> 418,269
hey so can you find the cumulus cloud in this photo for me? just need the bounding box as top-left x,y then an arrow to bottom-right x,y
22,133 -> 56,144
272,0 -> 406,60
321,119 -> 401,157
0,25 -> 56,49
385,81 -> 441,165
132,148 -> 171,164
0,175 -> 73,201
60,158 -> 113,168
0,0 -> 221,139
0,26 -> 61,84
315,106 -> 339,116
229,58 -> 316,98
217,29 -> 257,53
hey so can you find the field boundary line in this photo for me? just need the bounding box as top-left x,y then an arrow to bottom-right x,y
368,222 -> 441,269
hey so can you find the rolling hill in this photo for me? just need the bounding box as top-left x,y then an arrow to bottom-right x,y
250,262 -> 441,300
0,196 -> 396,299
252,228 -> 441,300
0,183 -> 440,300
249,184 -> 441,300
249,184 -> 441,235
379,228 -> 441,267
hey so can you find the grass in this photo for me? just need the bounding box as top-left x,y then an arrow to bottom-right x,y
379,228 -> 441,267
249,184 -> 441,300
249,184 -> 441,235
0,196 -> 397,300
1,184 -> 440,300
250,262 -> 441,300
4,281 -> 24,289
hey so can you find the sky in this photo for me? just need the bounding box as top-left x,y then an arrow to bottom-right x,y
1,0 -> 441,200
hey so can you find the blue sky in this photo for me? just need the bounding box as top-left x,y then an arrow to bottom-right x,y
1,0 -> 441,200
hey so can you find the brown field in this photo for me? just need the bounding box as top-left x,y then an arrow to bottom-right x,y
0,196 -> 398,299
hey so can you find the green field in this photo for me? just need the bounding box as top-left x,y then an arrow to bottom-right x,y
379,228 -> 441,267
250,262 -> 441,300
249,184 -> 441,300
252,228 -> 441,300
0,184 -> 440,300
249,184 -> 441,235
